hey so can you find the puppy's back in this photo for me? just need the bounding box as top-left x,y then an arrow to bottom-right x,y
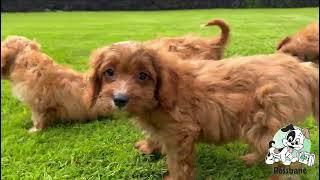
195,53 -> 317,106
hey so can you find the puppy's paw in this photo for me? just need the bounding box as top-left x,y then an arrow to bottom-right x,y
283,161 -> 291,166
291,157 -> 298,162
240,153 -> 260,166
134,139 -> 155,155
163,172 -> 172,180
28,127 -> 41,133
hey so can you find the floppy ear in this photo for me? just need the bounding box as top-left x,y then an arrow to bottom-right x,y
277,36 -> 291,50
281,124 -> 294,132
269,140 -> 275,148
1,46 -> 15,78
88,48 -> 105,108
1,37 -> 41,77
150,50 -> 178,110
302,129 -> 310,139
1,46 -> 13,68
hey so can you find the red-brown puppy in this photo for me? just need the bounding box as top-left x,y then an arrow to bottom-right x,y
138,19 -> 231,154
89,43 -> 318,179
1,36 -> 112,132
277,22 -> 319,64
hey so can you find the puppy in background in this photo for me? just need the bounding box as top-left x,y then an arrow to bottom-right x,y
1,36 -> 112,132
89,42 -> 318,179
145,19 -> 230,60
277,22 -> 319,65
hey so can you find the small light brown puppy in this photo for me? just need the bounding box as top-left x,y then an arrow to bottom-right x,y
145,19 -> 230,60
1,36 -> 112,132
89,43 -> 318,179
277,22 -> 319,64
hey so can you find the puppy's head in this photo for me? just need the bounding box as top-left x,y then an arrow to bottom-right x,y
281,125 -> 307,150
276,36 -> 301,59
277,36 -> 319,64
89,42 -> 177,115
1,36 -> 40,79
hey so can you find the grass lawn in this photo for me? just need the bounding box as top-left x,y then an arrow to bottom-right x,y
1,8 -> 319,179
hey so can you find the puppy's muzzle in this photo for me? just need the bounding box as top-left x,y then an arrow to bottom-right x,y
113,93 -> 129,108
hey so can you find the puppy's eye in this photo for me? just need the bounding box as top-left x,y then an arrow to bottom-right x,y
288,137 -> 293,142
295,138 -> 300,145
104,68 -> 114,77
138,72 -> 148,81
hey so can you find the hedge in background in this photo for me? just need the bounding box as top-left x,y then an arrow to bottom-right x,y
1,0 -> 319,12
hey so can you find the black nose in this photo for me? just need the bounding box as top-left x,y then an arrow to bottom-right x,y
113,94 -> 129,108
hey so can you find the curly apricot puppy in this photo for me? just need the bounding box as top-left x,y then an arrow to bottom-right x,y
277,22 -> 319,64
89,43 -> 318,179
145,19 -> 230,60
141,19 -> 230,154
1,36 -> 112,132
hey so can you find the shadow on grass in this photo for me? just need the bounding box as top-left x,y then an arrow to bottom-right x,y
197,144 -> 272,179
134,142 -> 273,179
21,115 -> 115,131
135,151 -> 164,162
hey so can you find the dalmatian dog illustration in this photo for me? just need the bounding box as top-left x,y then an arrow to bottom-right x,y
265,124 -> 310,165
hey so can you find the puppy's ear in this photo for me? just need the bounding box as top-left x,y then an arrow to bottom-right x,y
1,46 -> 15,78
302,129 -> 310,139
281,124 -> 294,132
277,36 -> 291,50
268,140 -> 275,148
150,50 -> 178,110
157,67 -> 178,110
89,48 -> 105,108
1,37 -> 40,78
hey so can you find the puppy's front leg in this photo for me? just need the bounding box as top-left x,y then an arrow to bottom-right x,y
280,147 -> 288,163
163,134 -> 196,180
135,138 -> 163,155
29,111 -> 51,132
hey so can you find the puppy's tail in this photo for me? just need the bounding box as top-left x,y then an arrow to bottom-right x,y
205,19 -> 230,46
301,62 -> 319,124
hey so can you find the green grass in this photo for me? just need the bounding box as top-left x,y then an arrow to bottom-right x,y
1,8 -> 319,179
